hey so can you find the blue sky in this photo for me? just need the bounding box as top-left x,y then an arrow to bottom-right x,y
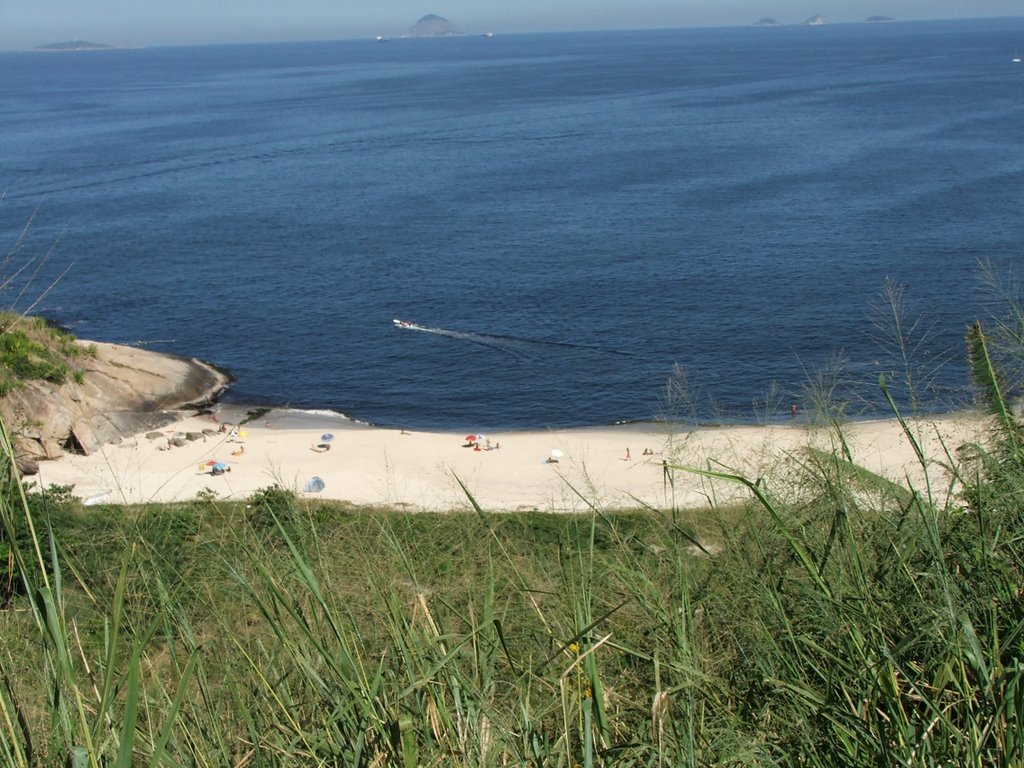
2,1 -> 1021,49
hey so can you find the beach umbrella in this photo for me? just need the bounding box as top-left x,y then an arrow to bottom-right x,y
465,434 -> 478,442
476,434 -> 485,442
304,476 -> 326,493
550,449 -> 564,459
321,433 -> 334,443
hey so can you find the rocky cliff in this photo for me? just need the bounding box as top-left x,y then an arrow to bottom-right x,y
3,341 -> 229,473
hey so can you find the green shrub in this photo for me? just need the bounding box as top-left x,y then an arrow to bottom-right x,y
246,483 -> 299,535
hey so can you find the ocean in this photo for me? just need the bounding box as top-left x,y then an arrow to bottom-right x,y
2,18 -> 1023,430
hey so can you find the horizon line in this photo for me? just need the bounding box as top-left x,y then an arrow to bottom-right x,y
5,14 -> 1024,53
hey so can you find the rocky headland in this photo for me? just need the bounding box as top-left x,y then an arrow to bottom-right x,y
3,341 -> 229,474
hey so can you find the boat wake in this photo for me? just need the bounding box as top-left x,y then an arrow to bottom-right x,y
392,319 -> 633,359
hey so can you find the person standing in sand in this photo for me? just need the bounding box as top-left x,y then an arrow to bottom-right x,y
624,448 -> 631,461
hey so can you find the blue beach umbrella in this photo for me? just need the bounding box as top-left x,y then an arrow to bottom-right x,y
321,433 -> 335,443
304,476 -> 326,493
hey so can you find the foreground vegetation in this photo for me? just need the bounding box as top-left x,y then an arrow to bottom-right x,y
2,364 -> 1023,767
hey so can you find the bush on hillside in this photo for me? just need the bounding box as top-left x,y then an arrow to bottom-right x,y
246,483 -> 299,536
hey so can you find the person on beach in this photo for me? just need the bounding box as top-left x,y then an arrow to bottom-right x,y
624,448 -> 631,461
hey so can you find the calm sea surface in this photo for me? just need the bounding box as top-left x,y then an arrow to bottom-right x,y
2,19 -> 1023,429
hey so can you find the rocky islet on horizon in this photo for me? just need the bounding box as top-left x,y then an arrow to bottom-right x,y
402,14 -> 463,38
35,40 -> 115,51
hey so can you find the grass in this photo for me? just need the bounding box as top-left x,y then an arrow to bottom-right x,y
1,387 -> 1022,766
0,312 -> 88,397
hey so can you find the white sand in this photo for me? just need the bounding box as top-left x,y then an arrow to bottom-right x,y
34,406 -> 989,512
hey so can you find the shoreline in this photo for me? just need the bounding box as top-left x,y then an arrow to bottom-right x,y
35,402 -> 990,512
208,392 -> 980,433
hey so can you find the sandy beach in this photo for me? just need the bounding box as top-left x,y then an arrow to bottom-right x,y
33,404 -> 989,512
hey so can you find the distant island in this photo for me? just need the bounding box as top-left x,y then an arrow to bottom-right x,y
754,18 -> 782,27
402,14 -> 463,38
865,15 -> 896,23
35,40 -> 114,51
802,15 -> 827,25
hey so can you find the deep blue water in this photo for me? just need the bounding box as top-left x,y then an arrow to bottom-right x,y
2,19 -> 1023,429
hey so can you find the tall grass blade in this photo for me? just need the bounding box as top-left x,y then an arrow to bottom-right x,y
493,619 -> 517,674
0,670 -> 30,768
966,321 -> 1021,452
146,649 -> 199,768
114,650 -> 139,768
91,555 -> 130,745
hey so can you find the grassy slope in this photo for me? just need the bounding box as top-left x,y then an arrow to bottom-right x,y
0,312 -> 89,397
2,418 -> 1023,766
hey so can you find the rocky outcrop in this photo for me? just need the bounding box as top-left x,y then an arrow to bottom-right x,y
2,341 -> 229,468
402,14 -> 463,38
